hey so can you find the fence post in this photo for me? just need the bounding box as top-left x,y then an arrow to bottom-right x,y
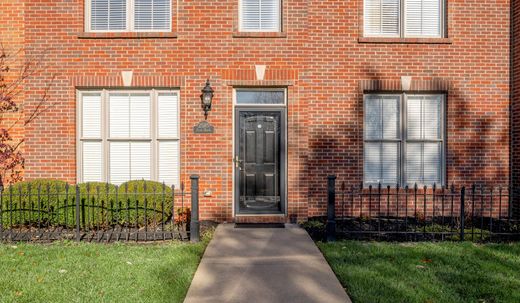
75,185 -> 81,242
190,175 -> 200,243
460,186 -> 465,242
0,181 -> 3,240
326,175 -> 337,242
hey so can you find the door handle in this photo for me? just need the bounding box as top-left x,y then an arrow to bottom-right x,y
233,156 -> 243,169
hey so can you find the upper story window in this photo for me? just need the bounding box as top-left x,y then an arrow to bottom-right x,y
239,0 -> 281,32
363,94 -> 445,186
87,0 -> 171,32
364,0 -> 444,38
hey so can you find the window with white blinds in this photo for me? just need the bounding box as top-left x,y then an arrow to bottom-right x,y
87,0 -> 171,32
78,90 -> 180,187
90,0 -> 127,31
364,0 -> 443,37
364,94 -> 444,186
240,0 -> 281,32
405,0 -> 442,37
364,0 -> 400,37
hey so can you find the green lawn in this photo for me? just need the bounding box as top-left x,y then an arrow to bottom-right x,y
318,241 -> 520,303
0,239 -> 209,303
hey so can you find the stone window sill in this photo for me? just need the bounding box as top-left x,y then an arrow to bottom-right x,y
358,37 -> 453,44
232,32 -> 287,38
77,32 -> 178,39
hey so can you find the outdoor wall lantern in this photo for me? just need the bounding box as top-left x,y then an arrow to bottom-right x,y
200,79 -> 214,120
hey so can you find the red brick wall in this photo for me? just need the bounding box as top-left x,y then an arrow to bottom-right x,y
305,0 -> 510,216
0,0 -> 25,185
2,0 -> 511,222
512,0 -> 520,217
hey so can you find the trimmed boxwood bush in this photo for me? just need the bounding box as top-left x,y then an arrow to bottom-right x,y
0,179 -> 70,227
116,180 -> 174,227
0,179 -> 176,229
76,182 -> 118,228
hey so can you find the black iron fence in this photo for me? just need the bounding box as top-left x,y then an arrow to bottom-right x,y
0,176 -> 200,243
325,176 -> 520,242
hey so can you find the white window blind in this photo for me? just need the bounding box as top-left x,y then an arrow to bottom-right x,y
405,0 -> 441,37
109,94 -> 130,138
130,94 -> 151,138
109,142 -> 152,185
158,141 -> 180,186
109,142 -> 131,185
364,0 -> 400,37
79,90 -> 180,186
157,93 -> 179,138
81,93 -> 103,182
406,95 -> 442,184
82,142 -> 103,182
157,93 -> 180,186
364,142 -> 400,185
364,94 -> 444,186
364,95 -> 401,184
82,94 -> 101,138
90,0 -> 127,31
109,93 -> 150,138
364,0 -> 443,37
88,0 -> 171,32
135,0 -> 171,31
240,0 -> 281,32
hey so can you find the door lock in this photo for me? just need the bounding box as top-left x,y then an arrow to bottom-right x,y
233,156 -> 243,169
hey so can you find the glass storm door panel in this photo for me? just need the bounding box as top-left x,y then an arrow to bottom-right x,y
235,109 -> 285,214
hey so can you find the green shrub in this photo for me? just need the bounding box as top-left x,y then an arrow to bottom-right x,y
116,180 -> 174,227
75,182 -> 118,229
74,180 -> 175,228
1,179 -> 70,227
0,179 -> 177,229
301,219 -> 326,241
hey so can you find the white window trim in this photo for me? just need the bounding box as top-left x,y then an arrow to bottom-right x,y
77,89 -> 181,186
363,0 -> 445,38
238,0 -> 282,33
85,0 -> 173,33
363,93 -> 446,187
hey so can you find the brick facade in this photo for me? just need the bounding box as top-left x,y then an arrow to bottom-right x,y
512,0 -> 520,217
0,0 -> 25,184
0,0 -> 512,222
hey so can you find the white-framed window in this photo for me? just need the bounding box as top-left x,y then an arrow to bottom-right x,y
86,0 -> 172,32
239,0 -> 282,32
78,89 -> 180,186
364,93 -> 445,186
363,0 -> 444,38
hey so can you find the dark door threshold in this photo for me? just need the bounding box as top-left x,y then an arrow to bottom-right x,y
234,223 -> 286,229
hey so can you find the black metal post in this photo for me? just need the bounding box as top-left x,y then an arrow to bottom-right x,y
75,185 -> 81,242
326,175 -> 337,242
190,175 -> 200,243
460,186 -> 465,242
0,181 -> 3,240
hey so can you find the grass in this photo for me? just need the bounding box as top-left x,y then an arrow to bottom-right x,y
0,237 -> 211,303
318,241 -> 520,303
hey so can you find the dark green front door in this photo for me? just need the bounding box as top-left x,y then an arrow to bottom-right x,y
234,108 -> 286,215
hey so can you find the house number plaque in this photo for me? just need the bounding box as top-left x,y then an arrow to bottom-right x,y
193,121 -> 214,134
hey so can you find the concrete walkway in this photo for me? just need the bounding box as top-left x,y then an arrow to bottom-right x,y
184,224 -> 351,303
